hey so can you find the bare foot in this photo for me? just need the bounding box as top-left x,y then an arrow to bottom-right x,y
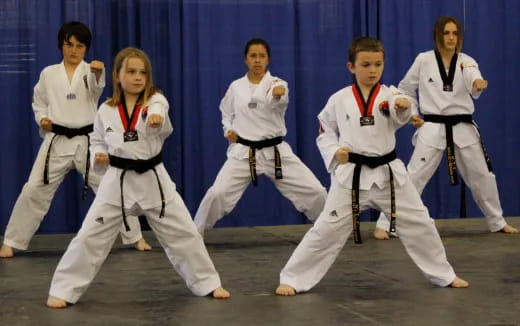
134,238 -> 152,251
46,296 -> 68,308
275,284 -> 296,296
0,244 -> 14,258
373,227 -> 390,240
500,224 -> 519,234
449,277 -> 469,288
212,286 -> 230,299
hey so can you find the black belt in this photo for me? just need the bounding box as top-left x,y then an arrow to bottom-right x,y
44,124 -> 93,199
349,150 -> 397,244
423,114 -> 493,217
236,136 -> 283,186
109,152 -> 165,231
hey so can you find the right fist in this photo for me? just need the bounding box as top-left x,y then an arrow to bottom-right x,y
40,118 -> 52,132
94,152 -> 109,166
410,114 -> 424,128
225,130 -> 238,143
334,147 -> 351,164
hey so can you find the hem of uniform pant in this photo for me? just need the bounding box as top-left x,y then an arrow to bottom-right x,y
427,271 -> 457,288
120,232 -> 143,245
3,238 -> 28,251
190,276 -> 222,297
440,275 -> 458,288
48,289 -> 80,304
279,276 -> 303,293
488,219 -> 507,233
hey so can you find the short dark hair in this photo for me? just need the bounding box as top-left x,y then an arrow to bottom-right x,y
433,16 -> 463,52
57,21 -> 92,51
244,38 -> 270,58
348,37 -> 385,64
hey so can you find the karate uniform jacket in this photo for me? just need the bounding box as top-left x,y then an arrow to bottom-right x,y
33,61 -> 105,154
317,84 -> 413,190
399,50 -> 484,150
91,93 -> 177,210
221,71 -> 294,160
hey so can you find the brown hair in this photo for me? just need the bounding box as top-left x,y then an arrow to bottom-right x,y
348,37 -> 385,64
106,47 -> 157,107
433,16 -> 463,52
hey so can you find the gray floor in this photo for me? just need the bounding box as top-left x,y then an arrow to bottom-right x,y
1,217 -> 519,326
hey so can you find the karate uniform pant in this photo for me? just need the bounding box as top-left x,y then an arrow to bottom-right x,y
3,138 -> 142,250
376,138 -> 506,232
279,177 -> 457,292
194,153 -> 327,235
49,192 -> 222,303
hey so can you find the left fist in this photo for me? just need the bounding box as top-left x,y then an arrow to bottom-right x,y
272,86 -> 286,99
473,79 -> 488,92
394,97 -> 410,112
148,114 -> 164,128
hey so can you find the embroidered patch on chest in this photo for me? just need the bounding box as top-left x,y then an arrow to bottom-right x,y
141,106 -> 149,121
379,101 -> 390,117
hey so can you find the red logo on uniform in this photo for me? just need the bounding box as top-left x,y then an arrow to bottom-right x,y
379,101 -> 390,117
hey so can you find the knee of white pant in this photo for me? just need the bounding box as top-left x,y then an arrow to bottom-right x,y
302,188 -> 327,221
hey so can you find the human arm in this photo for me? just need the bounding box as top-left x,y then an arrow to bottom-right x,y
87,60 -> 106,101
386,86 -> 414,127
316,98 -> 349,172
398,54 -> 421,116
268,79 -> 289,112
460,55 -> 485,99
220,84 -> 236,138
145,93 -> 172,138
32,70 -> 51,130
90,109 -> 110,174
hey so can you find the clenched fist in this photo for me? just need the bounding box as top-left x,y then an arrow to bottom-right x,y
225,130 -> 238,143
272,86 -> 286,100
394,97 -> 411,112
40,118 -> 52,132
90,60 -> 104,82
473,79 -> 488,92
410,114 -> 424,128
147,114 -> 164,128
94,152 -> 109,166
335,147 -> 351,164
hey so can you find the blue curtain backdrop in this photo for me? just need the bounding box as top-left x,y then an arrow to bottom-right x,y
0,0 -> 518,234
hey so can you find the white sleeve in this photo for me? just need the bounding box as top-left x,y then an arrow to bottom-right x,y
86,65 -> 105,102
267,79 -> 289,112
398,55 -> 421,116
32,70 -> 49,127
316,98 -> 342,173
387,86 -> 413,127
145,93 -> 172,137
90,109 -> 109,175
461,54 -> 484,99
220,84 -> 235,137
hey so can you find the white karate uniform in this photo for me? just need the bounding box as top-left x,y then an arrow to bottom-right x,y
49,93 -> 222,303
194,71 -> 327,235
376,50 -> 506,232
3,61 -> 142,250
279,84 -> 457,292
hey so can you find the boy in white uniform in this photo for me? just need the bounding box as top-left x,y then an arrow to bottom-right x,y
194,38 -> 326,235
276,37 -> 468,296
47,47 -> 229,308
0,22 -> 149,258
374,16 -> 518,239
